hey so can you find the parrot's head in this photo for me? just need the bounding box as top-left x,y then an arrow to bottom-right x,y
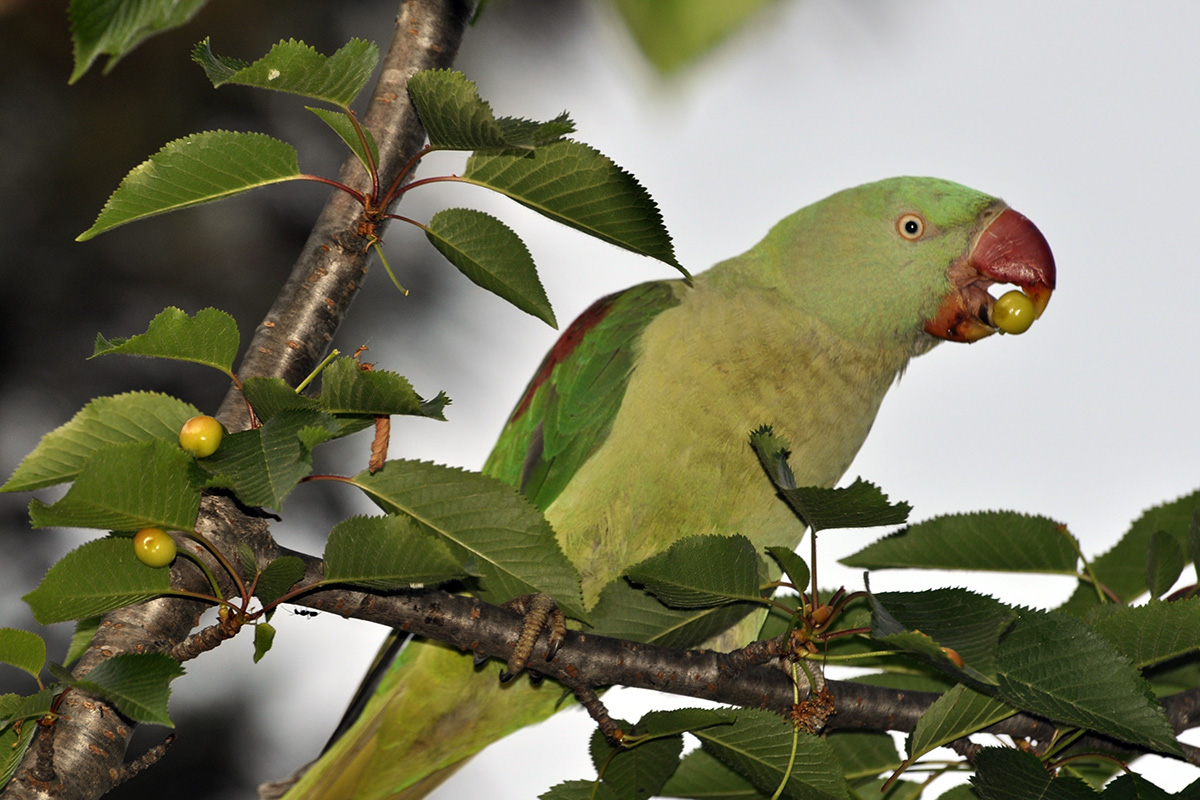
767,176 -> 1056,352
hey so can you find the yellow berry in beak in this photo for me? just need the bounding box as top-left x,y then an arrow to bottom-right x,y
993,290 -> 1036,335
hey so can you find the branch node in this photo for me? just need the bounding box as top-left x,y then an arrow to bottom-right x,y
114,733 -> 177,787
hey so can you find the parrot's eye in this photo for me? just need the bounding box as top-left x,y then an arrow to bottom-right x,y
896,213 -> 925,240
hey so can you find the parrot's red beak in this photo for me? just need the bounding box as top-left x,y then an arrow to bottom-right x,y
924,206 -> 1056,342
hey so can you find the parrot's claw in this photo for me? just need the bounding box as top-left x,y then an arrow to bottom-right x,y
497,593 -> 566,683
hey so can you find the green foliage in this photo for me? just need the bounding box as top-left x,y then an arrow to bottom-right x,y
308,106 -> 379,173
318,356 -> 449,419
49,653 -> 183,726
589,577 -> 762,649
322,515 -> 469,590
842,511 -> 1078,574
68,0 -> 209,82
28,440 -> 203,532
0,630 -> 46,683
971,747 -> 1097,799
348,460 -> 587,620
424,208 -> 557,326
906,685 -> 1015,764
77,132 -> 302,241
407,69 -> 575,151
750,426 -> 910,531
197,409 -> 340,509
1088,598 -> 1200,669
24,537 -> 172,624
91,307 -> 240,376
253,622 -> 276,664
192,38 -> 379,110
626,535 -> 765,608
994,608 -> 1180,756
691,708 -> 849,800
254,557 -> 307,609
463,140 -> 684,273
1059,489 -> 1200,614
0,392 -> 200,493
611,0 -> 779,74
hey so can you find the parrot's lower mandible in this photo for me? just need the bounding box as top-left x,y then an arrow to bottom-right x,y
281,176 -> 1056,800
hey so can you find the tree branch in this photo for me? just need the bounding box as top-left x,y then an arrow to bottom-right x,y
242,537 -> 1200,771
1,4 -> 474,798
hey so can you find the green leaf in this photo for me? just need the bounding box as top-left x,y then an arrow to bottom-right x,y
68,0 -> 209,82
78,131 -> 301,241
24,537 -> 172,624
995,608 -> 1181,755
824,730 -> 901,781
463,140 -> 683,273
626,535 -> 763,608
0,689 -> 56,790
634,707 -> 738,738
589,576 -> 761,649
65,618 -> 102,666
319,357 -> 450,418
0,630 -> 46,682
1146,531 -> 1185,600
540,781 -> 622,800
692,708 -> 848,800
589,720 -> 683,800
323,514 -> 469,590
90,307 -> 240,376
192,38 -> 379,109
2,392 -> 200,493
611,0 -> 776,74
407,69 -> 575,151
765,547 -> 809,592
308,107 -> 378,173
1088,598 -> 1200,669
348,461 -> 585,619
196,409 -> 339,509
659,748 -> 764,800
908,684 -> 1016,762
241,377 -> 321,423
870,588 -> 1017,684
253,622 -> 276,663
0,700 -> 38,790
28,440 -> 203,532
971,747 -> 1097,800
425,208 -> 556,326
1059,489 -> 1200,615
255,557 -> 307,608
843,511 -> 1077,573
749,428 -> 909,531
778,480 -> 910,533
53,652 -> 183,726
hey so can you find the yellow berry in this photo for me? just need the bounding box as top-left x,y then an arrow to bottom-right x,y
992,290 -> 1036,335
179,415 -> 225,457
134,527 -> 176,568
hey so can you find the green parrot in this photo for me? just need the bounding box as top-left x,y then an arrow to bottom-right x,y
281,176 -> 1056,799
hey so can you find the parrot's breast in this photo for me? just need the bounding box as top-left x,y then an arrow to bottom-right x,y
544,283 -> 915,606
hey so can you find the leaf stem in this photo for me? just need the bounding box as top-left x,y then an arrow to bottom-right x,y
295,348 -> 341,393
296,174 -> 366,204
181,530 -> 249,605
343,110 -> 380,202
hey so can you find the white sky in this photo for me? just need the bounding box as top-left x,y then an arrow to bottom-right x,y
28,2 -> 1200,798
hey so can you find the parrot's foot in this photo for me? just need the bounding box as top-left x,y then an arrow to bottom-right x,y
497,593 -> 566,683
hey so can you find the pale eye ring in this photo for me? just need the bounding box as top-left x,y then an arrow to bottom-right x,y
896,213 -> 925,240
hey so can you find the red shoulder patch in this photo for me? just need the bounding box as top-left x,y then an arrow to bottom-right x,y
510,292 -> 621,422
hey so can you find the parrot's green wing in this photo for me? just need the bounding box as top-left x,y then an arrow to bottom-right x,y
484,280 -> 683,510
